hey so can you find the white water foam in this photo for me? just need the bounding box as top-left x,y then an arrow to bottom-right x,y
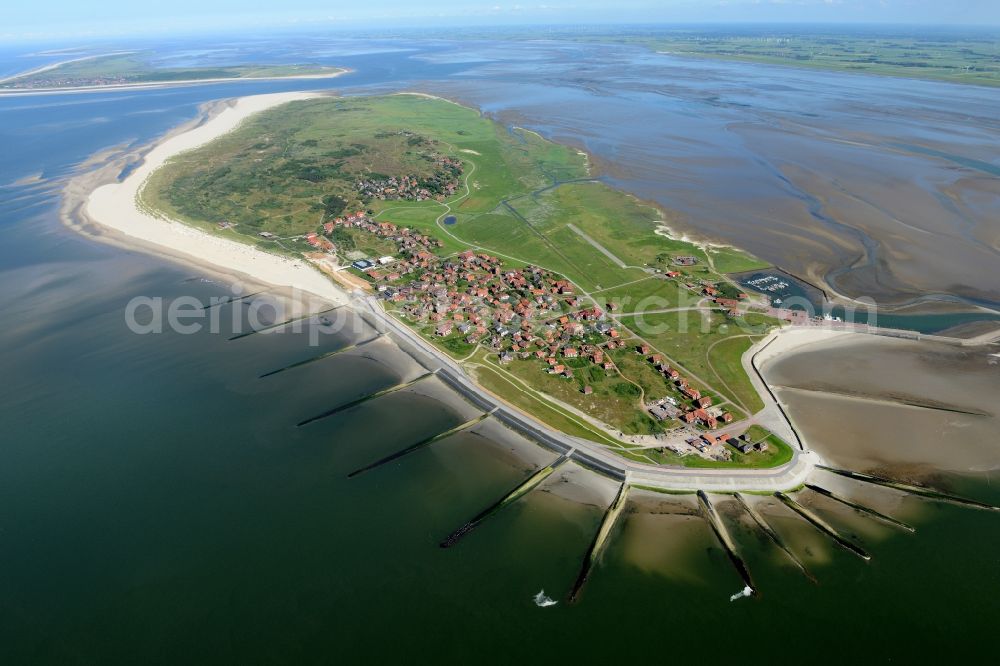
533,590 -> 558,607
729,585 -> 754,602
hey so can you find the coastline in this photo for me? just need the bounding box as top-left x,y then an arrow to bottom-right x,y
0,51 -> 137,84
73,91 -> 350,308
65,89 -> 830,491
0,68 -> 351,97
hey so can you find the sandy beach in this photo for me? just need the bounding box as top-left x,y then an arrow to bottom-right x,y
0,68 -> 350,97
80,91 -> 350,307
752,325 -> 854,368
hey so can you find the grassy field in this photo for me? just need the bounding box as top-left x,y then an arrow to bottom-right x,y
470,360 -> 638,451
640,31 -> 1000,88
501,354 -> 661,437
1,52 -> 345,89
473,354 -> 793,470
705,246 -> 772,274
331,227 -> 397,259
618,310 -> 779,412
505,181 -> 769,286
735,425 -> 795,468
705,335 -> 766,414
478,25 -> 1000,89
606,342 -> 720,408
595,277 -> 702,312
143,93 -> 785,468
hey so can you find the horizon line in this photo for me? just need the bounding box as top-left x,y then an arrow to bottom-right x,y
6,19 -> 1000,46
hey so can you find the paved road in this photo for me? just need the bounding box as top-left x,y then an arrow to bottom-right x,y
352,294 -> 816,492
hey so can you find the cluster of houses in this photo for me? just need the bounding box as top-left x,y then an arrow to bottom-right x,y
321,212 -> 444,279
326,216 -> 755,437
532,335 -> 626,380
637,342 -> 734,429
693,432 -> 768,456
304,231 -> 335,251
382,251 -> 626,358
354,156 -> 463,202
701,285 -> 750,317
317,231 -> 637,390
7,74 -> 137,89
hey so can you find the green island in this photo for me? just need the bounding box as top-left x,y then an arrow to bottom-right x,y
0,52 -> 346,90
460,26 -> 1000,88
142,93 -> 795,469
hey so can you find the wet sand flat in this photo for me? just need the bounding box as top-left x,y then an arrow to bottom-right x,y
762,333 -> 1000,478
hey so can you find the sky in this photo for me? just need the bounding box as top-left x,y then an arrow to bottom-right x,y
3,1 -> 1000,42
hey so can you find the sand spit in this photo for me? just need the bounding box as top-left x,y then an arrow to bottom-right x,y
0,68 -> 351,97
0,52 -> 135,84
393,91 -> 467,107
72,91 -> 349,307
4,172 -> 46,188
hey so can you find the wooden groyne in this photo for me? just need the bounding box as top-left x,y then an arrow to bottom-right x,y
349,411 -> 493,478
805,483 -> 915,532
699,491 -> 755,592
259,333 -> 383,378
228,304 -> 345,340
775,492 -> 870,561
817,465 -> 1000,512
735,493 -> 813,582
568,483 -> 630,603
200,290 -> 266,310
296,372 -> 434,426
440,453 -> 570,548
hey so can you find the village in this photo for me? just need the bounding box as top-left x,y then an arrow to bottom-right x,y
354,155 -> 463,202
302,210 -> 781,464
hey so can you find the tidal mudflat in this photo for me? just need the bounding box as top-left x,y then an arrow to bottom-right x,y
426,42 -> 1000,312
762,333 -> 1000,481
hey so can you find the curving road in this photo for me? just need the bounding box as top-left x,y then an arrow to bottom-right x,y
353,293 -> 817,492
